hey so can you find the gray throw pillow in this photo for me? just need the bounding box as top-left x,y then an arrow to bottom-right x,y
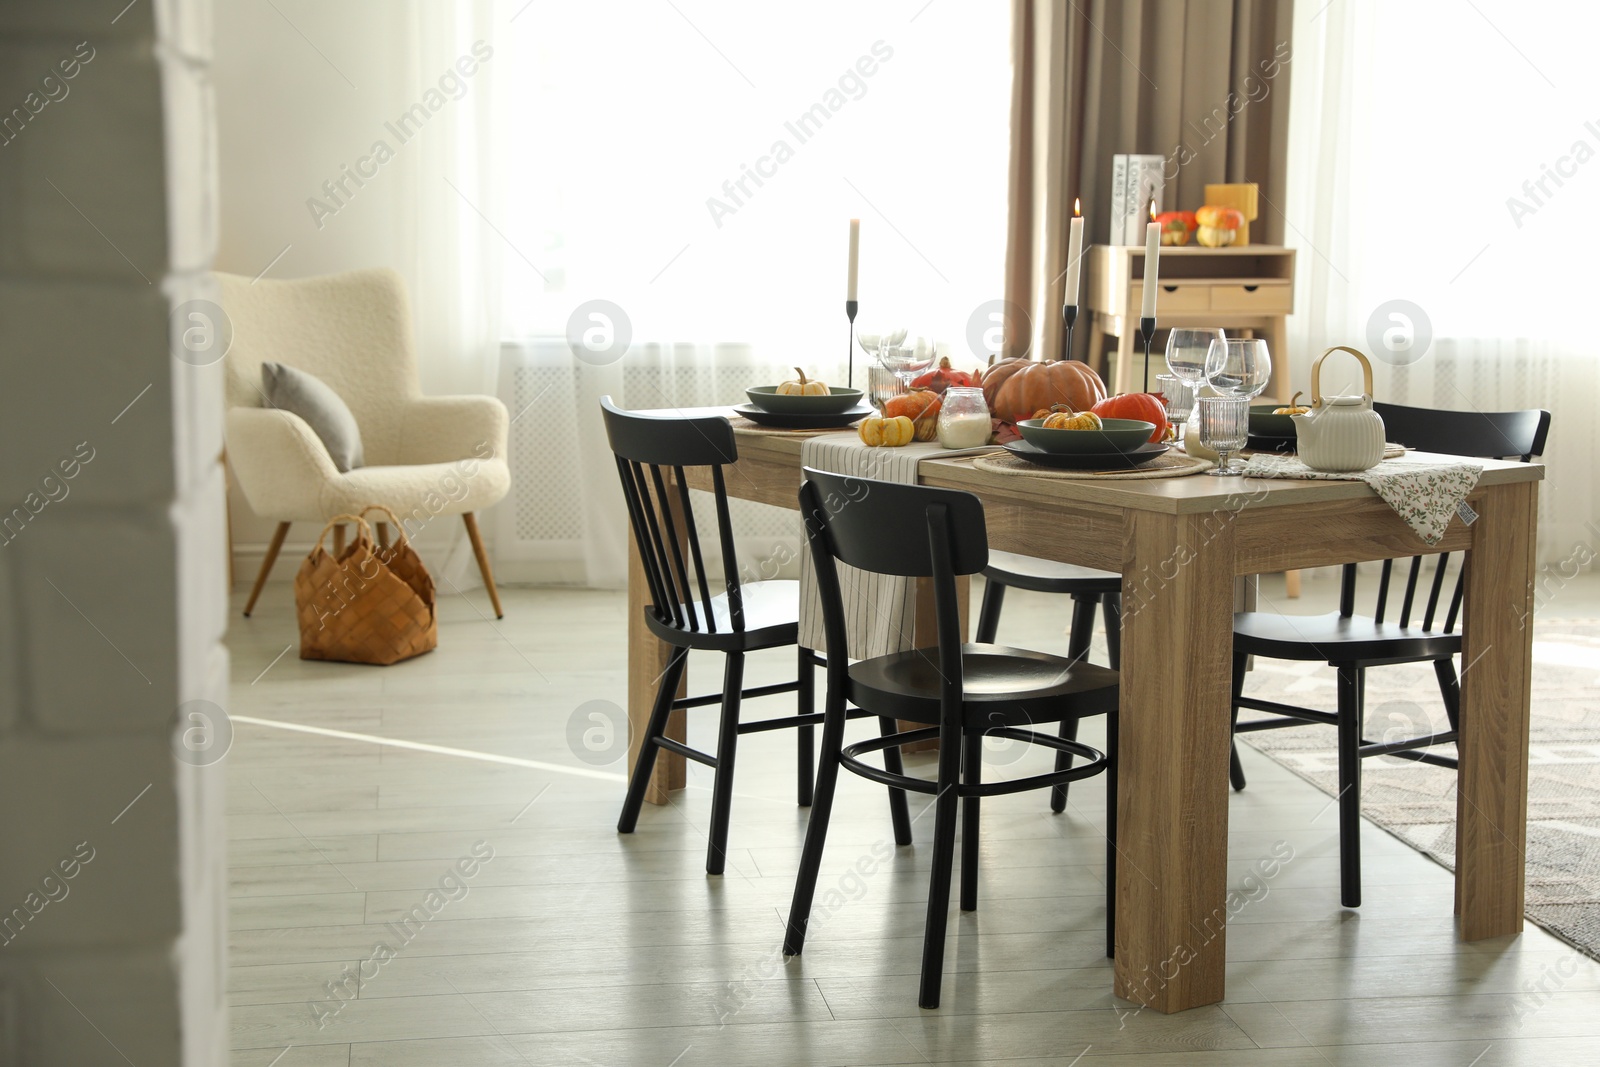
261,362 -> 365,472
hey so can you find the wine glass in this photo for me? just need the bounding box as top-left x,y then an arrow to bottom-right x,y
856,325 -> 907,363
1166,328 -> 1226,387
1155,373 -> 1194,438
1204,337 -> 1272,400
1197,396 -> 1249,476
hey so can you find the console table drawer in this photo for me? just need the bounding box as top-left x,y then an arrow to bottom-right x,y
1133,283 -> 1210,313
1211,283 -> 1293,313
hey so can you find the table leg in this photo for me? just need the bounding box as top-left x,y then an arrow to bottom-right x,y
626,497 -> 686,806
1114,510 -> 1236,1012
1456,480 -> 1536,938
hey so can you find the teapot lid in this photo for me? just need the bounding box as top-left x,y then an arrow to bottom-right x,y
1323,394 -> 1371,407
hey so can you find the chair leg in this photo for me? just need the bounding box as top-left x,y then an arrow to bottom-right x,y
1229,651 -> 1249,792
332,522 -> 346,557
880,716 -> 913,846
1048,716 -> 1081,815
784,687 -> 850,957
975,578 -> 1005,644
1336,664 -> 1363,908
1434,657 -> 1461,735
960,732 -> 982,912
918,716 -> 964,1010
1049,595 -> 1099,813
1106,706 -> 1119,959
242,521 -> 291,617
797,647 -> 815,808
376,521 -> 390,551
617,646 -> 690,834
1065,594 -> 1097,666
462,512 -> 505,619
1102,593 -> 1122,671
706,652 -> 745,876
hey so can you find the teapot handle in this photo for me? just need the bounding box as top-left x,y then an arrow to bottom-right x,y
1310,346 -> 1376,407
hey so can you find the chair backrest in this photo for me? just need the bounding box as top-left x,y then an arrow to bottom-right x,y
1348,404 -> 1549,631
800,467 -> 987,675
1374,401 -> 1550,461
600,397 -> 744,634
218,268 -> 423,465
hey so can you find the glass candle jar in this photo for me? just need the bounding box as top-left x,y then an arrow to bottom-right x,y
937,387 -> 991,449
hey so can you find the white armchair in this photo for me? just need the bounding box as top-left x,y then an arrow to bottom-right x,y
220,268 -> 510,617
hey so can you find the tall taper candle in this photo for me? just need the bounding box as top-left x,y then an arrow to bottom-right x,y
1064,198 -> 1084,306
1140,211 -> 1161,319
846,218 -> 860,302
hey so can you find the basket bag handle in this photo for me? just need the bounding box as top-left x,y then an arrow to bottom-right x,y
356,504 -> 412,548
311,513 -> 372,556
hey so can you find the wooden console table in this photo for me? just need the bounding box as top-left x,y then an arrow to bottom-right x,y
1085,245 -> 1296,397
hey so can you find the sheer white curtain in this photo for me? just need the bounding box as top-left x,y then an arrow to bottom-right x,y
1285,0 -> 1599,563
364,1 -> 504,589
490,1 -> 1013,586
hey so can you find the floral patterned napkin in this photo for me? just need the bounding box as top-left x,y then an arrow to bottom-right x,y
1239,453 -> 1482,545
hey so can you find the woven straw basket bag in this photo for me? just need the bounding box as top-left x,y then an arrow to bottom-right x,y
294,506 -> 437,665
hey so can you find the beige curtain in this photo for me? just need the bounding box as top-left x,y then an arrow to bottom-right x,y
1005,0 -> 1294,362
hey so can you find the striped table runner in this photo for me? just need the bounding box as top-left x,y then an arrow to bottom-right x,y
796,434 -> 997,658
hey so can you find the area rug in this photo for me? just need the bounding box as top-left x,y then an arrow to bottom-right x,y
1238,620 -> 1600,959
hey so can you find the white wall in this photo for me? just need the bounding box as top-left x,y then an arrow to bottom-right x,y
0,0 -> 228,1061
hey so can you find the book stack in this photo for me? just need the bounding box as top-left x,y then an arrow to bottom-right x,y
1109,154 -> 1165,245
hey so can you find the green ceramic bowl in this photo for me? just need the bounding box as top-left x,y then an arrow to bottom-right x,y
1016,417 -> 1157,455
1249,402 -> 1301,437
746,385 -> 865,415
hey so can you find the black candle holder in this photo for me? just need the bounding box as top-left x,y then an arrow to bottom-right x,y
1061,304 -> 1078,362
845,299 -> 858,389
1138,315 -> 1156,393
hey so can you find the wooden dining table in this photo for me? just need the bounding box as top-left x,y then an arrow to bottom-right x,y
624,411 -> 1543,1014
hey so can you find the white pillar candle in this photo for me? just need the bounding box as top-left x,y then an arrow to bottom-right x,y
1140,218 -> 1160,319
1064,198 -> 1084,307
846,218 -> 860,302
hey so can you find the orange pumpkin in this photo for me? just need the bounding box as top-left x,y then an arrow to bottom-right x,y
981,357 -> 1107,425
883,389 -> 941,442
1090,392 -> 1170,443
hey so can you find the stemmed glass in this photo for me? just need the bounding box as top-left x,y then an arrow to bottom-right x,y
1197,396 -> 1249,476
1165,328 -> 1226,390
1204,337 -> 1272,400
1155,373 -> 1194,439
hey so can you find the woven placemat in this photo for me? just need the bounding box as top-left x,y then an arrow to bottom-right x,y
730,417 -> 861,436
971,450 -> 1212,480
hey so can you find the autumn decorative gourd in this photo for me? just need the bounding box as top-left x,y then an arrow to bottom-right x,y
1155,210 -> 1198,246
1194,205 -> 1245,248
1040,408 -> 1103,430
883,389 -> 942,442
777,367 -> 827,396
1274,391 -> 1310,415
858,414 -> 915,447
981,357 -> 1107,426
909,356 -> 979,395
1091,392 -> 1170,443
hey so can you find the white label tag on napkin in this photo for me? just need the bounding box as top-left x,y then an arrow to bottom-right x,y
1456,500 -> 1479,526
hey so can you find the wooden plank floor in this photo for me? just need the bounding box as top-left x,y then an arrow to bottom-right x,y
226,575 -> 1600,1066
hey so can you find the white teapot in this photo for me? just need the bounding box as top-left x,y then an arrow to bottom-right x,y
1291,346 -> 1386,472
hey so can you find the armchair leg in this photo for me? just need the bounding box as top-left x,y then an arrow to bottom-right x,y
243,522 -> 291,617
462,512 -> 505,618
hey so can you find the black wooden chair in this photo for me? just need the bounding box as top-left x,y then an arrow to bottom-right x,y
974,554 -> 1121,813
604,397 -> 849,875
782,467 -> 1120,1009
1230,402 -> 1550,907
